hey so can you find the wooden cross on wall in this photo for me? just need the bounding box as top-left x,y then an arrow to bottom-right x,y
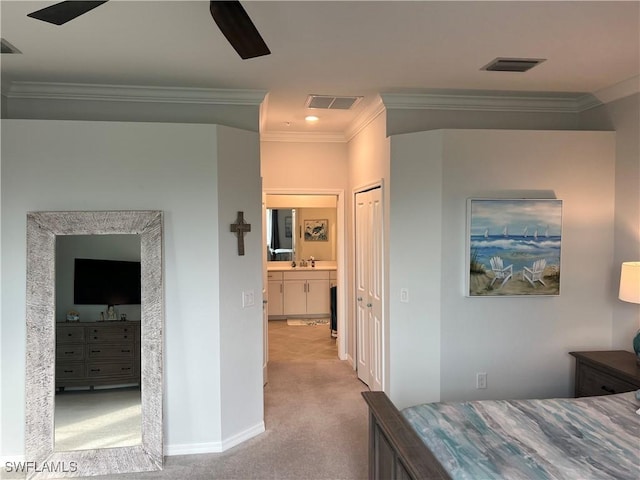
230,211 -> 251,256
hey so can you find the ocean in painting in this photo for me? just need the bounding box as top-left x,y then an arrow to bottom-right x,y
470,233 -> 561,275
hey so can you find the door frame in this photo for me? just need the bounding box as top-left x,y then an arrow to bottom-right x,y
263,187 -> 347,360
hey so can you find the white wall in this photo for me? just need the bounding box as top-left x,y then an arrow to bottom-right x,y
217,126 -> 264,447
595,95 -> 640,348
261,141 -> 348,190
1,120 -> 262,457
389,131 -> 443,408
346,113 -> 390,369
388,129 -> 616,408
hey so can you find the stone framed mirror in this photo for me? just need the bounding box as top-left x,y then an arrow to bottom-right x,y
25,211 -> 163,478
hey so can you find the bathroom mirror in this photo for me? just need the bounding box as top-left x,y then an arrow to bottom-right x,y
266,208 -> 295,261
266,195 -> 337,264
25,211 -> 163,478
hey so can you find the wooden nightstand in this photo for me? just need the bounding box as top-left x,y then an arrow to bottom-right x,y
569,350 -> 640,398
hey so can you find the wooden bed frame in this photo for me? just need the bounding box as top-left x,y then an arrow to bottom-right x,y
362,391 -> 451,480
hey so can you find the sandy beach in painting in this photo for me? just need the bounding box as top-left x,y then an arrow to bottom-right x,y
469,264 -> 560,296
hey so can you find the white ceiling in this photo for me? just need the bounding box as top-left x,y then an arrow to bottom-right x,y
1,1 -> 639,137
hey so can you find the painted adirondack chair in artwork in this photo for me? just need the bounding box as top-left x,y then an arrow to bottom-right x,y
524,258 -> 547,287
489,256 -> 513,288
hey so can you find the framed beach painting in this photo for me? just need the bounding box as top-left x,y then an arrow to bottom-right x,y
304,219 -> 328,241
466,199 -> 562,297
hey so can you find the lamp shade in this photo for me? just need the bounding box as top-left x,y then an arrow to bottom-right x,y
619,261 -> 640,304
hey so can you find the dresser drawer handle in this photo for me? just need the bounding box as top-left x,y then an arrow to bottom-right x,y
91,350 -> 101,353
64,351 -> 75,355
600,385 -> 616,394
121,349 -> 131,353
90,368 -> 101,372
63,370 -> 74,373
121,367 -> 131,371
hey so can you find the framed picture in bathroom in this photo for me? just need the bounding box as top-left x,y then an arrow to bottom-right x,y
304,219 -> 328,241
284,216 -> 292,238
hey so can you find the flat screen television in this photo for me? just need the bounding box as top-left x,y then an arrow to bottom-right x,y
74,258 -> 141,305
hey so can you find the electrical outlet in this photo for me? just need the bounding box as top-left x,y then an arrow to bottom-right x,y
476,372 -> 487,389
242,290 -> 255,308
400,288 -> 409,303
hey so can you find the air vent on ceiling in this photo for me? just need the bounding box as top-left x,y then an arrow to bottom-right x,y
305,95 -> 363,110
1,38 -> 22,54
482,57 -> 545,73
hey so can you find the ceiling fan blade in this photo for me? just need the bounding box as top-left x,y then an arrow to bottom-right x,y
27,1 -> 108,26
210,1 -> 270,60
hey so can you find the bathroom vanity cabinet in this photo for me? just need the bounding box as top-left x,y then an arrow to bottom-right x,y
283,270 -> 331,316
268,269 -> 334,318
267,271 -> 285,316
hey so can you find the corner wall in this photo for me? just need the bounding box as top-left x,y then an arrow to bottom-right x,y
582,94 -> 640,349
346,113 -> 390,373
389,129 -> 616,407
217,126 -> 264,448
0,120 -> 262,457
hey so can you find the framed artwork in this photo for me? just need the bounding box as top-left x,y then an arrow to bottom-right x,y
304,219 -> 328,241
467,199 -> 562,297
284,216 -> 292,238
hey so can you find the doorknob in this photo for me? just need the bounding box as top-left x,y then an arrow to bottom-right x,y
367,303 -> 372,308
357,297 -> 363,302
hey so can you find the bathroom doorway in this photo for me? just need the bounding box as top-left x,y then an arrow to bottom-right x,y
262,191 -> 346,372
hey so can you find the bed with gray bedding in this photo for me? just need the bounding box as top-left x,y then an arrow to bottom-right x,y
362,390 -> 640,480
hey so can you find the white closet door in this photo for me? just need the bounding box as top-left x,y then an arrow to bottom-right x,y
355,193 -> 370,385
369,188 -> 383,392
355,187 -> 384,391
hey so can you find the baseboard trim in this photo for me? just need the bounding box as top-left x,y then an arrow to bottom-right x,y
165,421 -> 265,456
346,353 -> 355,368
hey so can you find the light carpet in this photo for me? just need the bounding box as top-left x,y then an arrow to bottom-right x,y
15,322 -> 369,480
54,387 -> 141,451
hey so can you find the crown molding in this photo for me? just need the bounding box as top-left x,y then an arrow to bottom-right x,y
345,96 -> 386,142
380,90 -> 602,113
260,130 -> 347,143
593,75 -> 640,105
261,96 -> 387,143
4,81 -> 267,105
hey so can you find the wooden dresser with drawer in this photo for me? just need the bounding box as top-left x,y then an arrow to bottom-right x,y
56,321 -> 140,390
569,350 -> 640,397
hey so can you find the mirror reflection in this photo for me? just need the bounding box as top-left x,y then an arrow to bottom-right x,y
54,234 -> 142,451
267,208 -> 295,261
266,195 -> 337,264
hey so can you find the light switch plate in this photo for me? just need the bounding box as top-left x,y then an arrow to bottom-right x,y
242,290 -> 255,308
400,288 -> 409,303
